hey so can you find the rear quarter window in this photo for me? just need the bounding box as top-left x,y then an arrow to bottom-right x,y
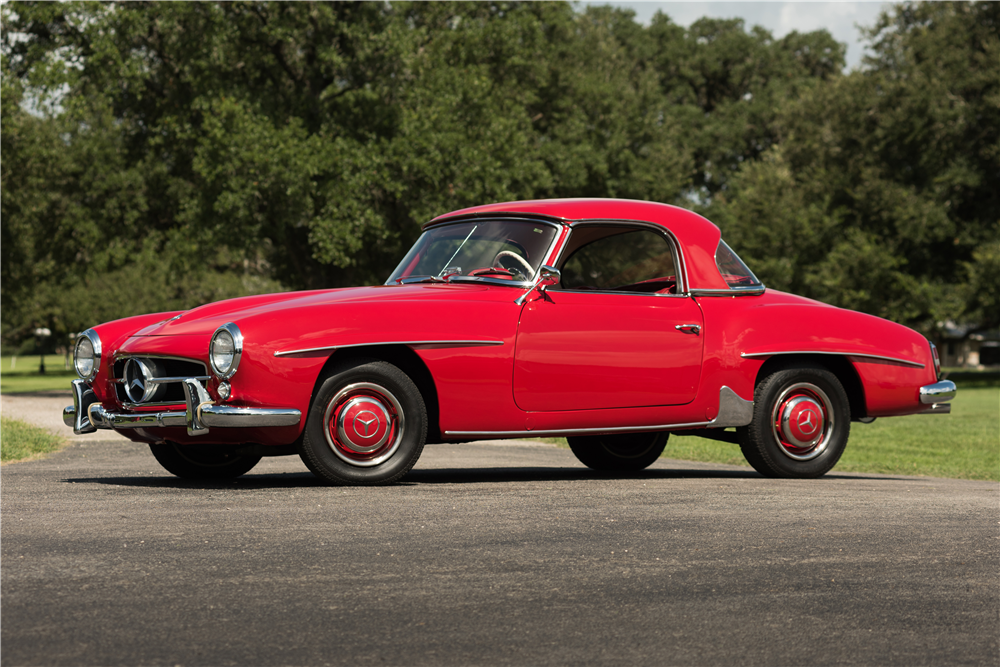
715,240 -> 762,289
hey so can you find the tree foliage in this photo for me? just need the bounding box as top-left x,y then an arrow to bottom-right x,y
2,1 -> 997,347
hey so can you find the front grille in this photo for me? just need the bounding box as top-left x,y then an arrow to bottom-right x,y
113,356 -> 209,407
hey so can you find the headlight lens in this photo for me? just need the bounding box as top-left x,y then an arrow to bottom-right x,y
212,331 -> 235,373
74,330 -> 101,381
210,323 -> 243,379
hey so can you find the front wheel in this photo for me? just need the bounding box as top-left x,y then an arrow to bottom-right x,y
298,358 -> 427,485
568,432 -> 669,472
149,443 -> 261,479
737,365 -> 850,478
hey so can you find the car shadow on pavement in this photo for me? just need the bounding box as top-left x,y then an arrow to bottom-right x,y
60,466 -> 772,490
403,467 -> 765,484
403,468 -> 911,484
59,465 -> 916,489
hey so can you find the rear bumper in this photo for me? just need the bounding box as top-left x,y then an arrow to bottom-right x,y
918,380 -> 956,414
63,378 -> 301,436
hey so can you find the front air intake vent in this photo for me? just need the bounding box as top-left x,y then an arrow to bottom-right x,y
112,356 -> 209,407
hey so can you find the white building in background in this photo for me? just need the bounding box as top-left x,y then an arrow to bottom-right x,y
937,322 -> 1000,369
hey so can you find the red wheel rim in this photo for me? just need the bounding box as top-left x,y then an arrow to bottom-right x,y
770,382 -> 834,461
323,382 -> 404,467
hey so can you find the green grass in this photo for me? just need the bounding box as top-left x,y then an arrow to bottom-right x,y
1,416 -> 67,463
1,355 -> 77,394
2,354 -> 74,374
837,385 -> 998,480
535,382 -> 1000,481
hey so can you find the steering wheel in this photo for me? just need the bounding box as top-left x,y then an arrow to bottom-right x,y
493,251 -> 534,280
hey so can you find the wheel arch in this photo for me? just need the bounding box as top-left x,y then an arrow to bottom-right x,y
309,345 -> 442,443
754,354 -> 867,421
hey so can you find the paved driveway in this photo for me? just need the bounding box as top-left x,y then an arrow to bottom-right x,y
2,396 -> 998,666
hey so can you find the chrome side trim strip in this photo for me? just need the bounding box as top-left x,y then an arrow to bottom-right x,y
919,380 -> 956,405
444,386 -> 753,438
741,350 -> 925,369
274,340 -> 504,358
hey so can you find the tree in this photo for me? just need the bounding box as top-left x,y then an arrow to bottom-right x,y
7,0 -> 987,348
709,2 -> 999,331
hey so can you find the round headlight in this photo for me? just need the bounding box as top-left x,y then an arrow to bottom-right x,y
74,329 -> 101,381
210,323 -> 243,379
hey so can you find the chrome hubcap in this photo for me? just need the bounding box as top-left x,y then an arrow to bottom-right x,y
324,382 -> 404,467
771,383 -> 834,461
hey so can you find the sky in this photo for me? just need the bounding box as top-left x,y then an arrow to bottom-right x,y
583,2 -> 892,69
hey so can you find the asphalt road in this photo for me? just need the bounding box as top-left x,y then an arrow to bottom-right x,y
2,406 -> 998,666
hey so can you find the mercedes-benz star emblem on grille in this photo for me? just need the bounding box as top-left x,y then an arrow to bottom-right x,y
123,358 -> 153,403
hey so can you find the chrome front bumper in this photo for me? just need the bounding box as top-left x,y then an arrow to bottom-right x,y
919,380 -> 957,414
63,379 -> 301,437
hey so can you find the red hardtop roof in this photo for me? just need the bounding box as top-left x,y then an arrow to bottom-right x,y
428,198 -> 728,289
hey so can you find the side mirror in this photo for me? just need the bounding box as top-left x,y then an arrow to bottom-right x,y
538,265 -> 561,291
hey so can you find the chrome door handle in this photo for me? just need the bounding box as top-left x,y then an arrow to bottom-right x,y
675,324 -> 701,335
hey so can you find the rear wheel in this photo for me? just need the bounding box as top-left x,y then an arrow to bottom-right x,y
298,358 -> 427,485
149,443 -> 261,479
737,365 -> 850,478
568,432 -> 668,472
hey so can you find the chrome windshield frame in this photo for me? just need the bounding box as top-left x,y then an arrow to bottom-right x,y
385,217 -> 565,288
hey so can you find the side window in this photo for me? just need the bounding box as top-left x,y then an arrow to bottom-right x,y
559,228 -> 677,293
715,240 -> 762,289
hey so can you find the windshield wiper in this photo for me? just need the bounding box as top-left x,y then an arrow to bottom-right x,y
395,275 -> 444,285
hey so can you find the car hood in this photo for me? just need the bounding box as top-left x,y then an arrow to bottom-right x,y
133,284 -> 490,337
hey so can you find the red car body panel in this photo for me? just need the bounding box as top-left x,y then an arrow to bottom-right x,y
77,198 -> 942,449
513,291 -> 705,410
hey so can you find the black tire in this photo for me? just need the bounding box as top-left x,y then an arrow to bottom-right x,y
567,432 -> 669,472
149,443 -> 261,480
737,365 -> 850,478
298,358 -> 427,485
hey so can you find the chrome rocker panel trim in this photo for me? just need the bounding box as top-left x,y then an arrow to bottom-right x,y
919,380 -> 956,405
64,378 -> 301,437
444,386 -> 754,438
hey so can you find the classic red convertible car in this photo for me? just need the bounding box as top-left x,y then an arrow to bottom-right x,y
64,199 -> 955,484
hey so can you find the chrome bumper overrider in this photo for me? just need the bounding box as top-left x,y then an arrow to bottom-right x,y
63,378 -> 301,437
919,380 -> 956,415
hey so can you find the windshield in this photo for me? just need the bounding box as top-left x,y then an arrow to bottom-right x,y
387,219 -> 559,284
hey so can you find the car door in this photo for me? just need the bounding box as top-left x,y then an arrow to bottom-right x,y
513,224 -> 705,412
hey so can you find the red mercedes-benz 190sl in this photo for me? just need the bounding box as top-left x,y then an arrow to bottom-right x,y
64,199 -> 955,484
